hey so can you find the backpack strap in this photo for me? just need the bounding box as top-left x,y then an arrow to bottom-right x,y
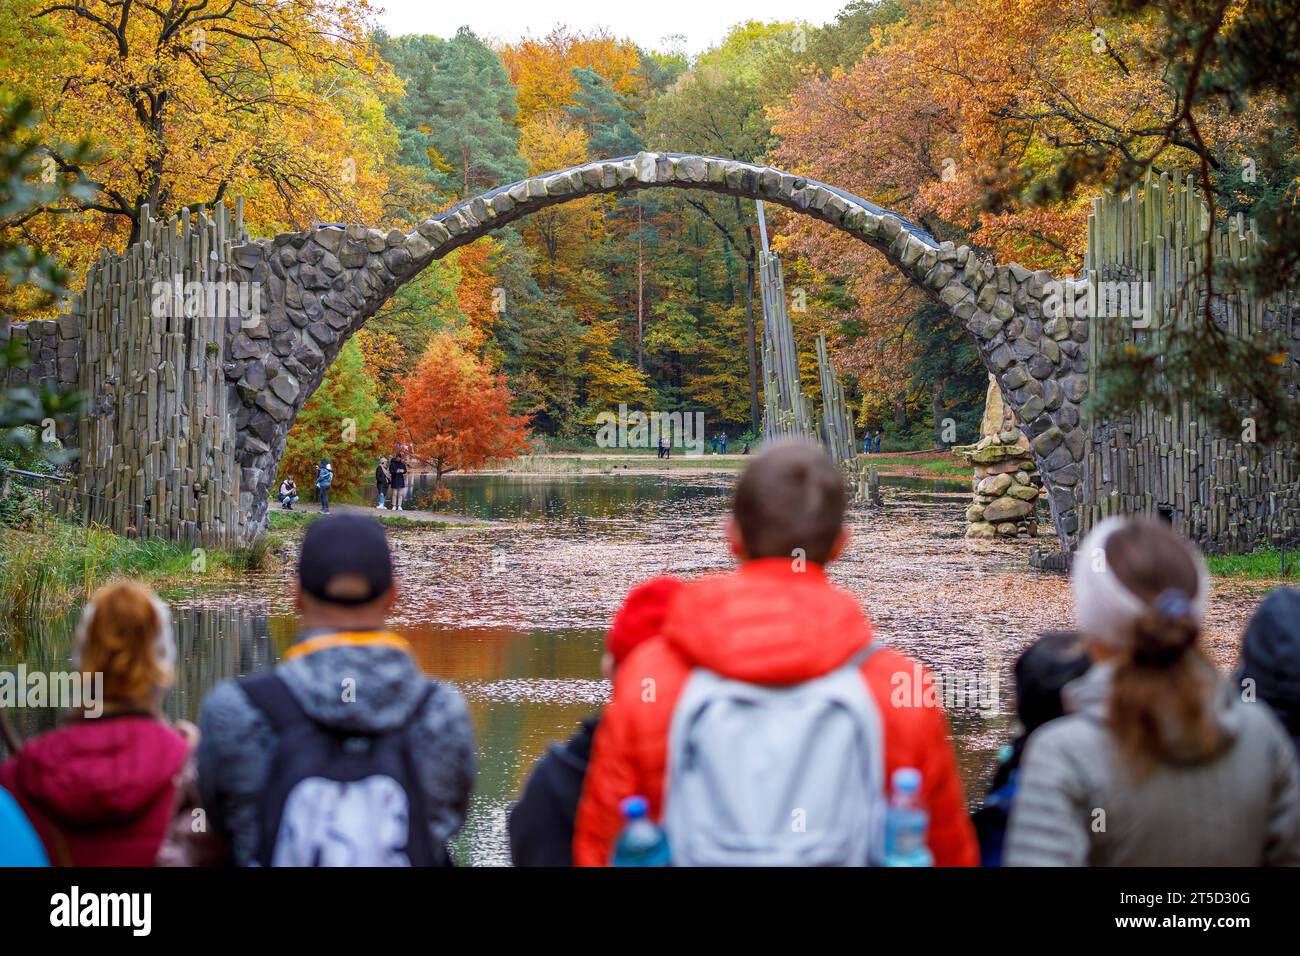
845,641 -> 881,671
239,672 -> 308,732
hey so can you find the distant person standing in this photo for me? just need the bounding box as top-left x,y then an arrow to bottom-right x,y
656,437 -> 666,460
389,453 -> 408,511
720,432 -> 728,455
873,431 -> 883,454
863,434 -> 872,456
375,457 -> 391,510
315,459 -> 333,515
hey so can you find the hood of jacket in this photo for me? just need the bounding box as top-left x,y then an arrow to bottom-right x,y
4,715 -> 186,826
661,558 -> 873,685
276,638 -> 433,733
1237,588 -> 1300,736
1063,657 -> 1242,765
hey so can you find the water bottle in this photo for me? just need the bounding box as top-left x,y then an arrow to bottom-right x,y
883,767 -> 933,867
612,795 -> 671,867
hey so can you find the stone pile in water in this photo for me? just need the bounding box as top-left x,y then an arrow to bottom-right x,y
960,375 -> 1042,538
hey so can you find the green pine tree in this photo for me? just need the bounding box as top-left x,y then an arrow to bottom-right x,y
379,29 -> 527,199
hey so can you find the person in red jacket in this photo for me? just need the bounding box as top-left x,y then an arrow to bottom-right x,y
573,440 -> 979,867
0,581 -> 191,866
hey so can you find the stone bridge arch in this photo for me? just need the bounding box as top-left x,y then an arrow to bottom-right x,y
227,151 -> 1088,541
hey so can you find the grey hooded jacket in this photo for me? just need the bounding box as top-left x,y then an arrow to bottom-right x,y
1005,659 -> 1300,866
197,637 -> 475,866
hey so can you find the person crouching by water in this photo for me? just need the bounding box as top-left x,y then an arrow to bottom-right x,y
0,582 -> 194,865
375,457 -> 391,510
279,476 -> 299,510
1005,517 -> 1300,866
508,576 -> 684,866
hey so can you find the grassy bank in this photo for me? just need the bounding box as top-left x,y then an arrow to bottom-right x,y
862,453 -> 971,479
265,508 -> 458,533
0,519 -> 270,626
488,449 -> 971,480
0,505 -> 468,625
1207,547 -> 1300,583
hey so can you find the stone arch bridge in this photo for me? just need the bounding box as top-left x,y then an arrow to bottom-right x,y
225,152 -> 1090,541
12,152 -> 1294,552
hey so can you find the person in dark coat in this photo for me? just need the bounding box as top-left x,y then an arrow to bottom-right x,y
508,576 -> 684,866
1237,587 -> 1300,759
388,454 -> 408,511
972,630 -> 1090,866
375,457 -> 391,510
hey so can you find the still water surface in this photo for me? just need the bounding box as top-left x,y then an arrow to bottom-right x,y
5,472 -> 1268,865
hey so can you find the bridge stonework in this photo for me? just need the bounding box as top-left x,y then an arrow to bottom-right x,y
224,152 -> 1092,544
11,153 -> 1295,552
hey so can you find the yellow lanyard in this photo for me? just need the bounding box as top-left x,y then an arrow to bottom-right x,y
283,630 -> 410,661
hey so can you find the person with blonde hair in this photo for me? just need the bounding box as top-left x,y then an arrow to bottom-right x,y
0,581 -> 193,865
375,456 -> 391,510
1006,517 -> 1300,866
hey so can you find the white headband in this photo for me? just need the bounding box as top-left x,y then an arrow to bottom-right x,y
73,592 -> 177,674
1072,517 -> 1210,647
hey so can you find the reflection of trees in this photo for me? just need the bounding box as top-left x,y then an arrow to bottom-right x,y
167,605 -> 283,723
2,603 -> 284,735
406,473 -> 730,522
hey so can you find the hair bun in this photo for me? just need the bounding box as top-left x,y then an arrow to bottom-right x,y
1152,589 -> 1194,621
1131,589 -> 1198,666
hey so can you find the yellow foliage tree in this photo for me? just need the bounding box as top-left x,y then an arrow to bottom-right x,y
579,318 -> 652,421
0,0 -> 398,298
500,28 -> 644,123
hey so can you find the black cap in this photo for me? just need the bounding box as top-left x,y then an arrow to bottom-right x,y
298,514 -> 394,606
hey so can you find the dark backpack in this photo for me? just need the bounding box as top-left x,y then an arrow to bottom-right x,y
239,672 -> 443,867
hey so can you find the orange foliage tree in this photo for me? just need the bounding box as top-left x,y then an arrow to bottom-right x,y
396,333 -> 531,489
766,0 -> 1252,426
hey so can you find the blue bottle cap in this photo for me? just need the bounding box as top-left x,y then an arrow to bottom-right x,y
620,795 -> 648,820
892,767 -> 922,793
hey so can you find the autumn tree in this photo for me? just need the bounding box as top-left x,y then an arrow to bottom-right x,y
578,318 -> 653,422
501,28 -> 644,124
279,338 -> 394,502
1,0 -> 397,260
0,97 -> 86,460
642,22 -> 802,434
397,334 -> 530,489
353,327 -> 407,410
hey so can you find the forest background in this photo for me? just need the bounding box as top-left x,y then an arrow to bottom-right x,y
2,0 -> 1295,498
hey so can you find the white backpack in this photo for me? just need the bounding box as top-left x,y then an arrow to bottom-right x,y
663,645 -> 886,866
